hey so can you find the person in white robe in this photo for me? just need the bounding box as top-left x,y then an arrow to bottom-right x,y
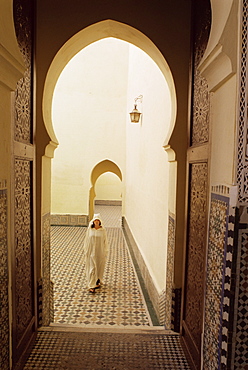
84,213 -> 108,293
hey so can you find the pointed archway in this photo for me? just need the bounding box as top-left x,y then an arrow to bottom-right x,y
89,159 -> 122,220
42,20 -> 176,148
41,19 -> 177,327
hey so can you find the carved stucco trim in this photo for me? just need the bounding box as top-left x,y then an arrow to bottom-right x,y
163,145 -> 176,162
202,0 -> 234,63
0,44 -> 25,90
199,44 -> 234,92
44,141 -> 59,159
0,0 -> 25,91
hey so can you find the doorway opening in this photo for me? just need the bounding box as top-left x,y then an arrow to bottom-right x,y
42,20 -> 177,328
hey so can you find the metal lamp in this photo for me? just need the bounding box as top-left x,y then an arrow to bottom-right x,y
129,95 -> 143,123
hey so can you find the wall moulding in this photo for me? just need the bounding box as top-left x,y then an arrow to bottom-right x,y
163,145 -> 176,162
0,1 -> 26,90
198,44 -> 234,92
44,140 -> 58,159
202,0 -> 234,64
0,47 -> 25,90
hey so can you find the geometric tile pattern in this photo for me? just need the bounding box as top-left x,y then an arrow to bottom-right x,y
221,206 -> 236,368
14,159 -> 33,343
158,288 -> 166,327
50,214 -> 88,227
164,213 -> 175,329
51,225 -> 152,327
234,229 -> 248,369
187,4 -> 211,366
50,204 -> 123,227
96,205 -> 159,325
41,212 -> 53,326
0,187 -> 9,370
183,162 -> 208,369
94,204 -> 123,228
14,0 -> 32,144
171,288 -> 182,333
191,1 -> 211,146
203,193 -> 229,370
192,68 -> 209,145
23,330 -> 191,369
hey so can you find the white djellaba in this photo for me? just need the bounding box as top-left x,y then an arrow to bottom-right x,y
84,213 -> 108,292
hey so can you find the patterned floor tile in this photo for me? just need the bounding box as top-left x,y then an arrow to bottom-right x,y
23,330 -> 191,369
24,206 -> 190,369
51,206 -> 152,327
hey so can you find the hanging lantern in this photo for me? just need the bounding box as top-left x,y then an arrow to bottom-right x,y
129,95 -> 143,123
129,104 -> 142,123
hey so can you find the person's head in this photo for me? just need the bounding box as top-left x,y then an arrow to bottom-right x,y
91,218 -> 101,228
90,213 -> 102,228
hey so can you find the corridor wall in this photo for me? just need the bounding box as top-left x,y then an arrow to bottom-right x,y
125,44 -> 171,294
51,38 -> 128,215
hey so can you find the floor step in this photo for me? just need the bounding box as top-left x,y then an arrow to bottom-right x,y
41,323 -> 178,335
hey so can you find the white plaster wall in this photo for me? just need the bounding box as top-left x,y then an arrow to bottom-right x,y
95,172 -> 122,201
125,45 -> 172,292
210,75 -> 237,186
51,38 -> 129,214
51,38 -> 172,293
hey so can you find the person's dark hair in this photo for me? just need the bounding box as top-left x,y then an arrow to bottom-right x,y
91,219 -> 101,228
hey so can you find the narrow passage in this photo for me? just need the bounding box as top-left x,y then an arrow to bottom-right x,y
51,205 -> 154,327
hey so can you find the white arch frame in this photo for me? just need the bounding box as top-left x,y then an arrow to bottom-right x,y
41,19 -> 178,325
42,19 -> 177,150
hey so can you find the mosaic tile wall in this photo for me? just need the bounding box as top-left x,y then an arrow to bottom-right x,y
203,186 -> 236,369
38,279 -> 54,327
158,289 -> 166,326
233,226 -> 248,369
183,162 -> 208,369
171,288 -> 182,333
164,213 -> 175,329
40,213 -> 54,326
14,159 -> 34,343
50,214 -> 88,227
95,200 -> 122,206
0,182 -> 9,370
222,206 -> 237,368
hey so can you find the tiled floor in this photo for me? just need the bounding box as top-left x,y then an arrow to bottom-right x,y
23,328 -> 191,369
23,206 -> 191,369
51,205 -> 154,327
